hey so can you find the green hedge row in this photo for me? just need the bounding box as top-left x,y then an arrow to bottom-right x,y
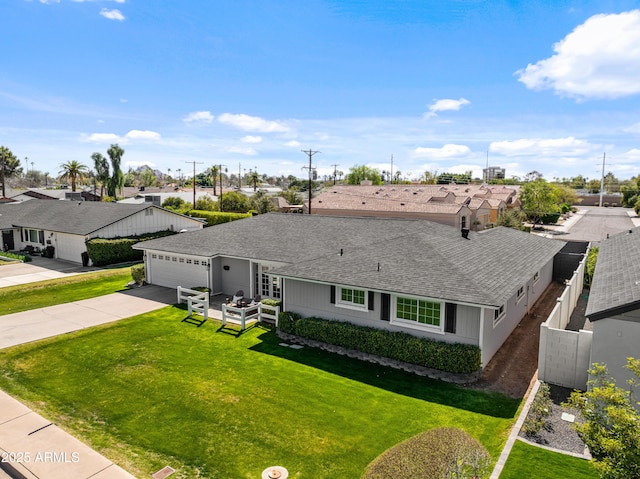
86,230 -> 176,266
278,312 -> 481,374
0,251 -> 32,262
188,210 -> 252,226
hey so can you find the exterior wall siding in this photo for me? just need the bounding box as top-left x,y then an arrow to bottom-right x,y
283,279 -> 480,346
219,257 -> 251,297
481,257 -> 555,366
590,312 -> 640,393
91,208 -> 202,238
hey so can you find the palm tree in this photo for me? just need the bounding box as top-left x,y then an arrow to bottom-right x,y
59,160 -> 89,192
249,171 -> 260,192
209,165 -> 219,195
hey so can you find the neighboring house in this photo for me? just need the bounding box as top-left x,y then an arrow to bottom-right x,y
0,200 -> 204,263
118,191 -> 217,206
585,227 -> 640,390
135,213 -> 564,366
9,188 -> 101,202
307,184 -> 518,230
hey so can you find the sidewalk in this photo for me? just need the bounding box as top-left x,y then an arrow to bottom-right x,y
0,285 -> 173,479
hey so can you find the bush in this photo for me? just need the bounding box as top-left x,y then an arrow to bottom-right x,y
278,314 -> 481,374
188,210 -> 251,226
131,264 -> 145,285
361,427 -> 490,479
86,230 -> 176,266
540,212 -> 561,224
0,251 -> 31,262
522,382 -> 552,437
584,246 -> 599,288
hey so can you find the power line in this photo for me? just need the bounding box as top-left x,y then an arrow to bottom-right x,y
185,160 -> 204,207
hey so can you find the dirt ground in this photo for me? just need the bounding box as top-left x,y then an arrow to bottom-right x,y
473,281 -> 566,399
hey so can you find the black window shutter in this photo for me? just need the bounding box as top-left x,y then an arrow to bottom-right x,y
330,285 -> 336,304
368,291 -> 374,311
445,302 -> 457,333
380,293 -> 390,321
39,230 -> 45,244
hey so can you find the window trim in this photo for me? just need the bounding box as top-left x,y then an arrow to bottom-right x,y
516,286 -> 525,302
390,295 -> 444,333
335,286 -> 368,311
493,304 -> 506,327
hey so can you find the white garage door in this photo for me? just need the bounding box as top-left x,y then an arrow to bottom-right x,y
148,253 -> 209,290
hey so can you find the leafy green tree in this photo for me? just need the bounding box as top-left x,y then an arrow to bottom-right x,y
565,358 -> 640,479
59,160 -> 89,192
520,179 -> 560,228
194,195 -> 217,211
280,189 -> 303,205
220,191 -> 250,213
248,171 -> 261,191
0,146 -> 23,179
570,175 -> 587,189
140,167 -> 157,187
345,164 -> 383,185
106,144 -> 125,198
250,190 -> 276,214
603,172 -> 620,193
496,209 -> 527,230
437,172 -> 471,184
523,170 -> 544,182
209,165 -> 219,195
588,179 -> 601,194
162,196 -> 188,211
621,175 -> 640,208
91,152 -> 110,199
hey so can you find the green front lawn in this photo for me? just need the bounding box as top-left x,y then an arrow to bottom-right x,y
500,440 -> 597,478
0,306 -> 520,479
0,267 -> 132,315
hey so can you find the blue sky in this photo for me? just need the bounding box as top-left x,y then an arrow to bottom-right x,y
2,0 -> 640,182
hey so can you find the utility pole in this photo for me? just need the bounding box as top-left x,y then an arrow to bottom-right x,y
331,163 -> 339,185
1,149 -> 5,198
301,149 -> 320,214
185,160 -> 204,207
599,153 -> 606,208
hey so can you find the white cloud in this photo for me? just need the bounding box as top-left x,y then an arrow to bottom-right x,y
490,137 -> 595,157
624,122 -> 640,134
227,146 -> 258,155
218,113 -> 290,133
516,10 -> 640,99
81,129 -> 160,143
285,140 -> 301,147
125,130 -> 161,141
125,161 -> 156,169
100,8 -> 125,21
82,133 -> 121,143
183,111 -> 214,124
412,144 -> 472,159
39,0 -> 60,4
241,135 -> 262,144
424,98 -> 470,118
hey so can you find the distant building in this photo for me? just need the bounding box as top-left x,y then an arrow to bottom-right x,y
483,166 -> 505,183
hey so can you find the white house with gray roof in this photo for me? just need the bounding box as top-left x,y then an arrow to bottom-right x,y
0,200 -> 203,264
585,227 -> 640,392
135,213 -> 565,366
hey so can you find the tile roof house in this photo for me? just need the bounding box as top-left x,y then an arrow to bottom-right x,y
585,227 -> 640,391
135,213 -> 564,366
307,184 -> 517,229
0,200 -> 204,264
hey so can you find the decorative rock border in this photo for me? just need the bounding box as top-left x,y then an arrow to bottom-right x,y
276,331 -> 480,384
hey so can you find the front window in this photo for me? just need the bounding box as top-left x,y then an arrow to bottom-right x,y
336,287 -> 367,310
341,288 -> 365,306
494,305 -> 505,326
396,297 -> 441,327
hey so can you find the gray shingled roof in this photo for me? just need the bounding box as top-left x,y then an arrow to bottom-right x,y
0,200 -> 154,235
586,227 -> 640,321
137,213 -> 565,307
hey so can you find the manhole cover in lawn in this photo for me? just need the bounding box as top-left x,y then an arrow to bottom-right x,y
152,466 -> 176,479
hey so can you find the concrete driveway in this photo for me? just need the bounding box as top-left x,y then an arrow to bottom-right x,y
0,260 -> 174,479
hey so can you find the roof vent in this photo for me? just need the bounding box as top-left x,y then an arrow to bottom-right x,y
339,248 -> 343,256
362,201 -> 366,204
400,202 -> 405,206
461,228 -> 470,240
